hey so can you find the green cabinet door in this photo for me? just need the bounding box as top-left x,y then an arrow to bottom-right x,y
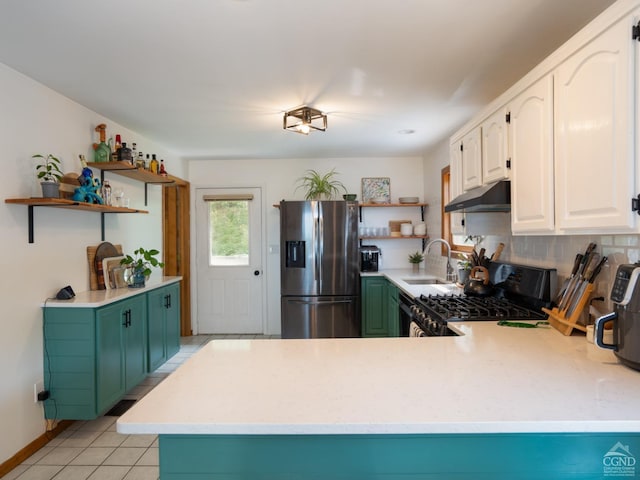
123,295 -> 147,391
164,283 -> 181,359
387,282 -> 400,337
147,288 -> 167,371
95,302 -> 126,414
361,277 -> 400,337
147,283 -> 181,371
361,277 -> 388,337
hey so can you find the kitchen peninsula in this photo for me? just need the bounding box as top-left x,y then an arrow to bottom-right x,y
118,324 -> 640,479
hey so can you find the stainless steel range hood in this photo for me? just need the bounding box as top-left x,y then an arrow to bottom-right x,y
444,180 -> 511,213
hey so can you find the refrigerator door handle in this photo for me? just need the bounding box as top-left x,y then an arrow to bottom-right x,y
317,203 -> 324,290
289,299 -> 354,305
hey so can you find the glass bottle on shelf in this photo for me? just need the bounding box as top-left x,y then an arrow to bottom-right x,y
135,152 -> 145,169
159,159 -> 168,176
112,134 -> 122,162
149,154 -> 159,174
118,142 -> 133,163
131,143 -> 138,162
101,179 -> 112,206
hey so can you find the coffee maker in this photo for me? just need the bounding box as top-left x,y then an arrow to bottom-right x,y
595,263 -> 640,371
360,246 -> 381,272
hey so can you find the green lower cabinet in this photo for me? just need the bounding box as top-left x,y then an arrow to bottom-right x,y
147,283 -> 181,371
159,432 -> 640,479
96,295 -> 147,414
361,276 -> 399,337
43,282 -> 180,420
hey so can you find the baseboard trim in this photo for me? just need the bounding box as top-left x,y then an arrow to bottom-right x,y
0,420 -> 73,478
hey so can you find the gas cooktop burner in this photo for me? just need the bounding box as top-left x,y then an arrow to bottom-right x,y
416,294 -> 548,322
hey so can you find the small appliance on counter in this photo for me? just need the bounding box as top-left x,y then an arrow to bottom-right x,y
595,263 -> 640,371
360,245 -> 381,272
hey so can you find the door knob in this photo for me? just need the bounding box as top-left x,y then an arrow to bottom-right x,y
254,270 -> 261,276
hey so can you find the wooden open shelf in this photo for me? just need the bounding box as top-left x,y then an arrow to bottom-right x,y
5,197 -> 148,243
87,162 -> 175,184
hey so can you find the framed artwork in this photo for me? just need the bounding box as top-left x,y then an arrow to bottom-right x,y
361,177 -> 390,203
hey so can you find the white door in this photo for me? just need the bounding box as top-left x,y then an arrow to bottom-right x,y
196,187 -> 264,334
481,107 -> 510,184
461,127 -> 483,191
510,74 -> 555,234
554,12 -> 636,233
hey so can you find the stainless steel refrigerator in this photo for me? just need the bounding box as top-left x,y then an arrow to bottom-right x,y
280,200 -> 360,338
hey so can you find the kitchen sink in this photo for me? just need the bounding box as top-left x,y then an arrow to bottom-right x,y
402,278 -> 452,285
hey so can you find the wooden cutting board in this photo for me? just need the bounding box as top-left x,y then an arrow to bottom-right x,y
87,243 -> 123,290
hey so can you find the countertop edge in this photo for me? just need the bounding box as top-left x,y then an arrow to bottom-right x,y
43,276 -> 182,308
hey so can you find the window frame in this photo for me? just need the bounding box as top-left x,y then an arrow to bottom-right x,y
441,165 -> 474,256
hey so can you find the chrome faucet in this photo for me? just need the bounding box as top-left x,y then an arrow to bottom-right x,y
424,239 -> 456,283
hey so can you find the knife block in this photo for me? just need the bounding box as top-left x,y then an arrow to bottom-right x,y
542,283 -> 594,336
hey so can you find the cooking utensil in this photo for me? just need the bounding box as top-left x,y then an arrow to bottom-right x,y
554,253 -> 583,304
464,266 -> 494,297
491,243 -> 505,262
565,254 -> 601,317
558,242 -> 596,311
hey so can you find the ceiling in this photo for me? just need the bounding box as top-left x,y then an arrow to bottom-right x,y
0,0 -> 617,160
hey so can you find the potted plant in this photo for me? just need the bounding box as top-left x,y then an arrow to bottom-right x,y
456,253 -> 472,284
408,251 -> 424,273
295,168 -> 346,200
120,247 -> 165,288
32,153 -> 63,198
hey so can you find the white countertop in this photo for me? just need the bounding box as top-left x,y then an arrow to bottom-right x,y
362,268 -> 463,297
44,276 -> 182,308
117,324 -> 640,435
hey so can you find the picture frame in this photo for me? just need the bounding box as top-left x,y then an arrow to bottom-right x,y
361,177 -> 391,204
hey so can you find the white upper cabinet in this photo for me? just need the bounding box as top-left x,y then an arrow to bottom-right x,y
481,108 -> 510,184
554,10 -> 637,233
461,127 -> 483,191
510,75 -> 555,234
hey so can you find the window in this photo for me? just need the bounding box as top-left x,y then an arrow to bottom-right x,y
441,166 -> 474,255
205,196 -> 251,266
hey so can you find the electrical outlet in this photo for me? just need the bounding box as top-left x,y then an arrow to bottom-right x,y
34,381 -> 44,403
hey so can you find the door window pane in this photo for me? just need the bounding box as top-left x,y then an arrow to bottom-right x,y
209,201 -> 249,266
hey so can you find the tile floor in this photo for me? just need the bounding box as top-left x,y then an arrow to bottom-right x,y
4,334 -> 279,480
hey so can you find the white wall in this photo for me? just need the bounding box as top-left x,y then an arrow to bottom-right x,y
187,156 -> 425,335
0,62 -> 181,464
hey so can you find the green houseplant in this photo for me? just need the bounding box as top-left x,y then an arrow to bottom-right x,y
120,247 -> 165,288
408,251 -> 424,273
295,168 -> 346,200
32,153 -> 63,198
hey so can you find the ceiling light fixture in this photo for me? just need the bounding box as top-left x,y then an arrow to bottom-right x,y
283,106 -> 327,135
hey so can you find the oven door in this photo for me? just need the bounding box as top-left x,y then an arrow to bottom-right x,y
398,291 -> 415,337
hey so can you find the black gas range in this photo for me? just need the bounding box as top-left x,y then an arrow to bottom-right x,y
401,261 -> 557,337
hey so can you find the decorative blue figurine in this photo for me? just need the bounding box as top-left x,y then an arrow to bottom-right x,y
72,176 -> 104,204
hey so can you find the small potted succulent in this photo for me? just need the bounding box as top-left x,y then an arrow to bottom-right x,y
295,168 -> 346,200
120,247 -> 165,288
32,153 -> 63,198
408,251 -> 424,273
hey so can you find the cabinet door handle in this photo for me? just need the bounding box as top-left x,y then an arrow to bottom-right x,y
123,309 -> 132,328
164,294 -> 171,309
